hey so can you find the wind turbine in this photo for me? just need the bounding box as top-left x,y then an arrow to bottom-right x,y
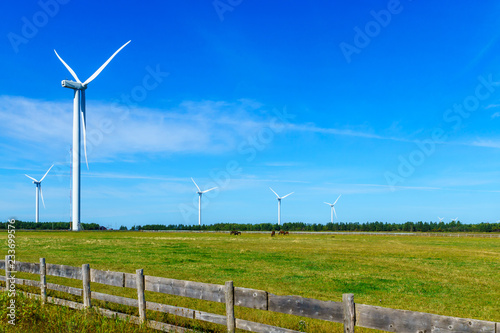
25,165 -> 54,223
438,217 -> 444,222
191,178 -> 217,226
54,40 -> 131,231
452,217 -> 458,222
270,188 -> 294,226
324,195 -> 341,223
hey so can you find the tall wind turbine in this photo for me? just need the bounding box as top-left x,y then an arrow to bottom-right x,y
25,165 -> 54,223
55,40 -> 131,231
324,195 -> 341,223
191,178 -> 217,225
270,188 -> 294,226
438,217 -> 444,222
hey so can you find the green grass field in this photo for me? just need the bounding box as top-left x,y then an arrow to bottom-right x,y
1,231 -> 499,332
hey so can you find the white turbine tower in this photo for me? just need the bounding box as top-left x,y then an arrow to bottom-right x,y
270,188 -> 294,226
25,165 -> 54,223
55,40 -> 131,231
438,217 -> 444,222
191,178 -> 217,226
324,195 -> 341,223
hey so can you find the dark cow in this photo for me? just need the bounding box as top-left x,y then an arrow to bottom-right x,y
230,230 -> 241,235
271,230 -> 276,237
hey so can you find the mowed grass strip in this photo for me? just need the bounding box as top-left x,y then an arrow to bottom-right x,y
2,231 -> 499,331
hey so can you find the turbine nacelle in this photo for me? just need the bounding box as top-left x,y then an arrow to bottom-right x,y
62,80 -> 86,90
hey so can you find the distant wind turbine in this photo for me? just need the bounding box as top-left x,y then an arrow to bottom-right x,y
25,165 -> 54,223
438,217 -> 444,222
191,178 -> 217,225
270,188 -> 294,225
55,40 -> 131,231
324,195 -> 341,223
452,217 -> 458,222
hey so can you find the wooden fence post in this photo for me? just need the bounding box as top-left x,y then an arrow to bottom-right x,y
225,281 -> 235,333
343,293 -> 355,333
5,255 -> 11,292
82,264 -> 91,308
40,258 -> 46,304
136,269 -> 146,323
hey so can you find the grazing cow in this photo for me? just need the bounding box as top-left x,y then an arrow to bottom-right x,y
230,230 -> 241,235
279,230 -> 285,235
284,231 -> 289,235
271,230 -> 276,237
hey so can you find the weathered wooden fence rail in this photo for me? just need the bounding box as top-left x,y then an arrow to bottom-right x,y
1,257 -> 498,333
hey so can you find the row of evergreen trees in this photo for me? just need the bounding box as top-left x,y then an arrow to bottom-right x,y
131,221 -> 500,233
0,220 -> 100,230
2,220 -> 499,233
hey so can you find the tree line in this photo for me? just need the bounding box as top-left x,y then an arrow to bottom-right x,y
0,220 -> 100,230
131,221 -> 500,233
2,220 -> 499,233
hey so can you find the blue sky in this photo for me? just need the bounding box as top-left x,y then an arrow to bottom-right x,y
2,0 -> 500,227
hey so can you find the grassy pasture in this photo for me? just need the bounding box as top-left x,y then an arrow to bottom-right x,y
1,231 -> 499,332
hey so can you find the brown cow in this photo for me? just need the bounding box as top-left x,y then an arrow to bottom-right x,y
271,230 -> 276,237
284,231 -> 289,235
279,230 -> 285,235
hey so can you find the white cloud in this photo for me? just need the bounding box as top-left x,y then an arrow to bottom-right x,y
0,95 -> 400,164
469,139 -> 500,149
0,96 -> 271,162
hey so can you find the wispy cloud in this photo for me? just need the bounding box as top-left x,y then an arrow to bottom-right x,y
485,104 -> 500,109
469,139 -> 500,149
0,96 -> 269,161
0,95 -> 409,164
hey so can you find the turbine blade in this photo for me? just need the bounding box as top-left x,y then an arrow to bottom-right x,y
80,91 -> 89,170
333,194 -> 341,205
25,174 -> 37,182
269,187 -> 279,198
191,178 -> 201,192
202,187 -> 217,193
282,192 -> 294,199
324,202 -> 332,206
40,164 -> 54,182
83,40 -> 131,86
333,206 -> 337,219
40,186 -> 45,209
54,49 -> 81,83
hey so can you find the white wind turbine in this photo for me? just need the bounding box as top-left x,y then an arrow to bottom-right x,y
452,217 -> 458,222
25,165 -> 54,223
324,195 -> 341,223
438,217 -> 444,222
54,40 -> 131,231
270,188 -> 294,226
191,178 -> 217,226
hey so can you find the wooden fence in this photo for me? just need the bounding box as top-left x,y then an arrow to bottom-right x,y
1,256 -> 498,333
